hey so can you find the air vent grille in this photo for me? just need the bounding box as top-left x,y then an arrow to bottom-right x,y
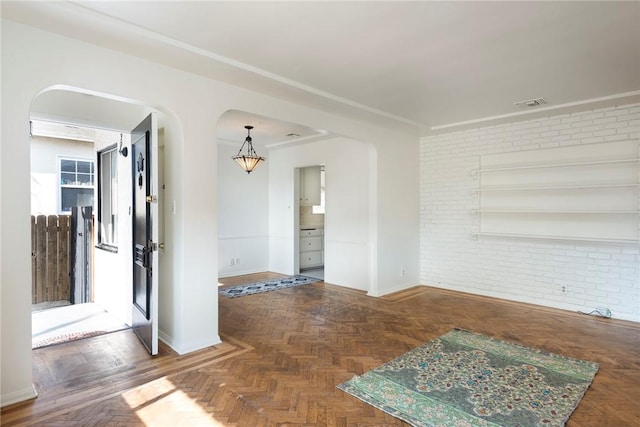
514,97 -> 547,108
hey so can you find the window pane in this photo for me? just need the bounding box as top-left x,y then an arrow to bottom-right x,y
61,159 -> 76,173
110,151 -> 118,244
99,148 -> 118,246
77,173 -> 93,185
61,188 -> 94,212
77,161 -> 92,174
110,151 -> 118,211
61,172 -> 76,185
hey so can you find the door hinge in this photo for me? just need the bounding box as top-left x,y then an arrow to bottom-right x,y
146,195 -> 158,203
148,241 -> 166,252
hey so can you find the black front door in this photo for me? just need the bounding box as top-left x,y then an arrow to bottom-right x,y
131,113 -> 158,355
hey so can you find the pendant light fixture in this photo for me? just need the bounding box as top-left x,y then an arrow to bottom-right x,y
232,125 -> 265,174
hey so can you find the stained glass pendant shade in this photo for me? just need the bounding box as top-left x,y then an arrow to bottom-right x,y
232,125 -> 265,174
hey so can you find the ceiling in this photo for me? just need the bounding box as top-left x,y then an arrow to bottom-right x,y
4,1 -> 640,142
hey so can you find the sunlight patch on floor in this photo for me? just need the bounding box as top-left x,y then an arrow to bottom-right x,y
122,377 -> 226,426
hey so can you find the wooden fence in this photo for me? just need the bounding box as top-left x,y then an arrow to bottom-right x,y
31,215 -> 71,304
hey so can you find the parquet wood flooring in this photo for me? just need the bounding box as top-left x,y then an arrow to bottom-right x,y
2,272 -> 639,426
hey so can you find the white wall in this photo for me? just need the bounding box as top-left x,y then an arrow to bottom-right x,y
92,130 -> 132,326
217,142 -> 269,278
1,19 -> 419,406
420,103 -> 640,321
269,137 -> 372,291
30,136 -> 94,215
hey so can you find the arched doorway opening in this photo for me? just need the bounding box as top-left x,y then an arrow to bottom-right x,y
29,87 -> 175,353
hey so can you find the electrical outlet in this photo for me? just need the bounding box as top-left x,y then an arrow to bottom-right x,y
229,258 -> 235,266
561,285 -> 568,294
235,257 -> 240,265
400,268 -> 405,277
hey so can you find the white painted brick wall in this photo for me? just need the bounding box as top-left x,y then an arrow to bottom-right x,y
420,103 -> 640,321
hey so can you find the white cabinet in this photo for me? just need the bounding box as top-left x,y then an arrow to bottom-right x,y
300,228 -> 324,269
300,166 -> 321,206
301,236 -> 322,251
300,251 -> 323,268
300,228 -> 322,238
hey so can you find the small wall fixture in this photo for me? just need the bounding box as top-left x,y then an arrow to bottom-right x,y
232,125 -> 265,174
118,133 -> 128,157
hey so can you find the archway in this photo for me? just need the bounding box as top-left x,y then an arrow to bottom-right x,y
215,109 -> 376,293
28,86 -> 180,350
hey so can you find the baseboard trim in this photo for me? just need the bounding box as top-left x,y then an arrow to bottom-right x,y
159,329 -> 222,355
218,267 -> 265,279
410,284 -> 640,330
1,384 -> 38,408
367,280 -> 417,298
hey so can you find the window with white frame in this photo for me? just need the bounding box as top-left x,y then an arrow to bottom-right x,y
59,157 -> 94,213
311,166 -> 326,214
97,146 -> 118,248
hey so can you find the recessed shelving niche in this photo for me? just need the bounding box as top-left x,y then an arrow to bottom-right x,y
471,140 -> 640,245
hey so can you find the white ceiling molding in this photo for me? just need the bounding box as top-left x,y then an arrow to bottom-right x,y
430,91 -> 640,133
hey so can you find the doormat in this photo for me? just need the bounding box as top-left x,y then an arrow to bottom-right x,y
219,275 -> 321,298
338,328 -> 598,427
33,330 -> 108,349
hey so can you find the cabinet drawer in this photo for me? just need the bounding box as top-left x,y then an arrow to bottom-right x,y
300,228 -> 323,237
300,251 -> 323,268
300,236 -> 322,251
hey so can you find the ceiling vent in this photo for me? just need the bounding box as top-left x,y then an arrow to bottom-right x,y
514,97 -> 547,108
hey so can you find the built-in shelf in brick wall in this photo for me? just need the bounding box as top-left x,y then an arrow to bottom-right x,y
420,103 -> 640,322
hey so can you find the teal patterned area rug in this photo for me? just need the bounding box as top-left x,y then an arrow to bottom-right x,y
338,329 -> 598,427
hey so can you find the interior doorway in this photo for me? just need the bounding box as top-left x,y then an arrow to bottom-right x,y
297,165 -> 325,280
